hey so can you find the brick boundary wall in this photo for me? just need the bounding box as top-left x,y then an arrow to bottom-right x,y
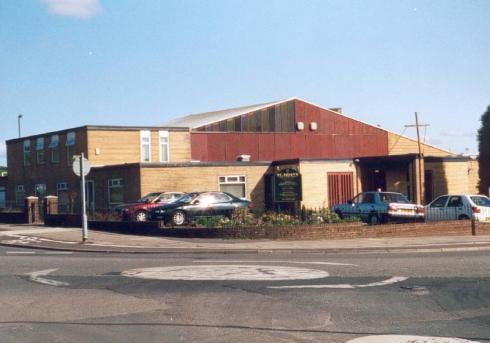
0,211 -> 27,224
40,214 -> 490,240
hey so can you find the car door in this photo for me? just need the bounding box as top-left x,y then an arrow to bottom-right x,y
426,195 -> 449,221
211,192 -> 235,217
344,193 -> 364,217
357,193 -> 376,221
446,195 -> 465,220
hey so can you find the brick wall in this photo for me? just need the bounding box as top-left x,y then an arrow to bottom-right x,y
425,161 -> 476,199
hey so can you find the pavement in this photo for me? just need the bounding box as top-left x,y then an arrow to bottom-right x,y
1,223 -> 490,254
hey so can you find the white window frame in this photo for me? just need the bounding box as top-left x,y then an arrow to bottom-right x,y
23,140 -> 31,166
57,182 -> 69,212
66,131 -> 76,166
49,134 -> 60,163
140,130 -> 151,163
36,137 -> 45,165
218,175 -> 247,198
158,130 -> 170,162
108,178 -> 124,206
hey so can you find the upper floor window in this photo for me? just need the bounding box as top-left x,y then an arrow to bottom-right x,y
159,130 -> 169,162
36,137 -> 45,165
66,132 -> 75,166
23,140 -> 31,166
218,175 -> 246,198
140,130 -> 151,162
49,134 -> 60,163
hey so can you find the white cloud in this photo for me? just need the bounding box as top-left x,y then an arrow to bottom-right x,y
440,129 -> 476,138
41,0 -> 102,19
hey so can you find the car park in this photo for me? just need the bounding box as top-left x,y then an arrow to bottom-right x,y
115,191 -> 185,222
332,191 -> 424,225
149,191 -> 253,226
424,194 -> 490,222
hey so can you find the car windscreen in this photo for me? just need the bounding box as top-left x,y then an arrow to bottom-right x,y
471,196 -> 490,207
138,192 -> 161,203
379,193 -> 410,204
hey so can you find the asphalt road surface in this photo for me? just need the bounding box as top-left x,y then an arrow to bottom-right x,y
1,246 -> 489,343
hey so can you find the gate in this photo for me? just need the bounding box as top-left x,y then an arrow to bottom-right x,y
327,172 -> 354,207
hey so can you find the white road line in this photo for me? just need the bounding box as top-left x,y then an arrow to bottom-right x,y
347,335 -> 481,343
192,260 -> 358,267
6,251 -> 36,254
44,251 -> 73,255
268,276 -> 408,289
25,269 -> 70,287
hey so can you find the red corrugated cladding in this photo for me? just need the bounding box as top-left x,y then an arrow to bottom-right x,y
190,99 -> 389,161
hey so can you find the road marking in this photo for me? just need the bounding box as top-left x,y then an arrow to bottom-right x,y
268,276 -> 408,289
45,251 -> 73,255
25,269 -> 69,287
193,260 -> 358,267
6,251 -> 36,254
122,265 -> 329,281
347,335 -> 480,343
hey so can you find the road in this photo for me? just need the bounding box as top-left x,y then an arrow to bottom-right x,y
0,246 -> 489,343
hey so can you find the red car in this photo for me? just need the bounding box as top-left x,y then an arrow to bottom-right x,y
115,192 -> 185,222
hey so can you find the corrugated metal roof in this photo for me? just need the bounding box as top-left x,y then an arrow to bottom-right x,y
161,98 -> 293,129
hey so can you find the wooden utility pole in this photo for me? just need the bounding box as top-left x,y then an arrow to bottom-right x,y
405,113 -> 430,204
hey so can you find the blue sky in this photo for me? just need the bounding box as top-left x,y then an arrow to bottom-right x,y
1,0 -> 489,165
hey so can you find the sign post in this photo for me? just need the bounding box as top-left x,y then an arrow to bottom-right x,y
72,153 -> 91,243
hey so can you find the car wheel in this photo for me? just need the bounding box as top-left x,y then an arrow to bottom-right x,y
335,210 -> 344,219
368,213 -> 380,225
134,210 -> 148,222
458,214 -> 469,220
171,210 -> 187,226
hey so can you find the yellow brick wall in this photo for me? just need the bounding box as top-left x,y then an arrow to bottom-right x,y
425,161 -> 476,198
87,130 -> 191,165
140,165 -> 271,212
299,161 -> 358,209
388,133 -> 454,157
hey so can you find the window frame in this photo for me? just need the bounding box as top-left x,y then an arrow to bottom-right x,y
218,175 -> 247,198
36,137 -> 45,165
49,134 -> 60,163
15,185 -> 25,207
108,178 -> 124,206
158,130 -> 170,163
140,130 -> 151,163
65,131 -> 76,166
23,140 -> 31,166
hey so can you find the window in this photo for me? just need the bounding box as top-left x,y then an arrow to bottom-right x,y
0,186 -> 5,209
57,182 -> 69,213
36,137 -> 45,165
34,184 -> 46,199
108,178 -> 124,206
447,196 -> 463,207
140,131 -> 151,162
49,135 -> 60,163
15,185 -> 25,207
23,140 -> 31,166
430,196 -> 449,208
158,131 -> 169,162
218,175 -> 246,198
66,131 -> 75,166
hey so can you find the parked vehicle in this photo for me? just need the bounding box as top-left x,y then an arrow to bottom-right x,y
332,191 -> 424,225
115,191 -> 185,222
149,191 -> 253,226
425,194 -> 490,222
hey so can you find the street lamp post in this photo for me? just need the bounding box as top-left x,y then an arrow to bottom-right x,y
17,114 -> 23,138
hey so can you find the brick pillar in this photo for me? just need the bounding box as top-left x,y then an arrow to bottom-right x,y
25,196 -> 40,224
43,196 -> 58,217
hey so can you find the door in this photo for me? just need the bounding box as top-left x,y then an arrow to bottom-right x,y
327,172 -> 354,207
424,170 -> 433,204
426,195 -> 449,221
85,181 -> 95,214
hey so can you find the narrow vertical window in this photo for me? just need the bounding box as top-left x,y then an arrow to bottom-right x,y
140,130 -> 151,162
36,137 -> 45,165
108,178 -> 124,206
23,140 -> 31,166
66,131 -> 76,166
57,182 -> 69,213
15,185 -> 25,207
49,134 -> 59,163
159,130 -> 169,162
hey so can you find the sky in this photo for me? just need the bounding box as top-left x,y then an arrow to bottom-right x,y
1,0 -> 489,166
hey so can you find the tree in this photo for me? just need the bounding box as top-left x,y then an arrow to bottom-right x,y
478,105 -> 490,194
